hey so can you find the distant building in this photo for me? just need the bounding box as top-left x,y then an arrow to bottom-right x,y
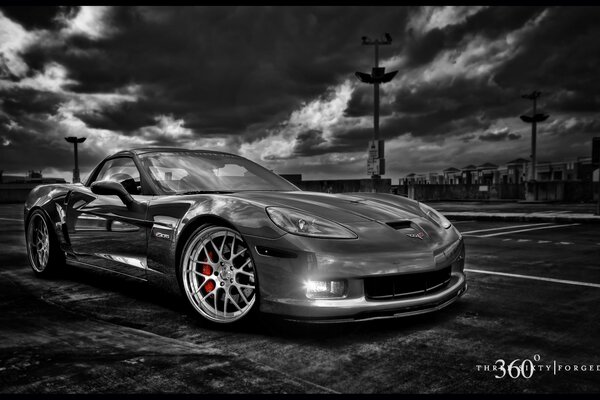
427,172 -> 443,184
533,160 -> 577,181
400,172 -> 429,185
460,165 -> 477,185
397,155 -> 594,188
575,157 -> 595,182
505,158 -> 529,184
443,167 -> 461,184
0,170 -> 66,184
400,173 -> 416,185
476,163 -> 498,185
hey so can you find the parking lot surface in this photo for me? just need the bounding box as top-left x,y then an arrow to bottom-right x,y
1,203 -> 599,393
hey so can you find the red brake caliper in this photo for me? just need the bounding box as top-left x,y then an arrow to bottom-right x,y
201,250 -> 215,294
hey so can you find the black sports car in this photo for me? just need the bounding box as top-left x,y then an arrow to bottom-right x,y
25,148 -> 466,323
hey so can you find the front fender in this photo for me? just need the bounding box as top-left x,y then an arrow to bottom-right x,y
177,196 -> 285,240
145,194 -> 284,294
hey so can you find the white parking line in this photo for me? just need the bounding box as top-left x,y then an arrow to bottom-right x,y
475,223 -> 580,237
0,217 -> 22,222
461,222 -> 553,235
465,269 -> 600,288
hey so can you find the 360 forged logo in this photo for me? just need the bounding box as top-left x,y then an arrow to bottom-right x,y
476,354 -> 600,379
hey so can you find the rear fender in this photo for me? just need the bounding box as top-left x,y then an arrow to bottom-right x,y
25,184 -> 78,253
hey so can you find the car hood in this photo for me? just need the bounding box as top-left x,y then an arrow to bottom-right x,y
229,191 -> 424,224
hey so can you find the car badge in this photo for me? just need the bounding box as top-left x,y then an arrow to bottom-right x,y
406,231 -> 426,240
155,231 -> 171,240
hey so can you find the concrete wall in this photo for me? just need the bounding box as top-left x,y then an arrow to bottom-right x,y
401,182 -> 598,202
540,181 -> 599,202
403,184 -> 524,201
0,184 -> 37,204
298,179 -> 392,194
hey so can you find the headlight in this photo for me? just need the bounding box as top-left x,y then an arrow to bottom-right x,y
266,207 -> 357,239
418,202 -> 452,229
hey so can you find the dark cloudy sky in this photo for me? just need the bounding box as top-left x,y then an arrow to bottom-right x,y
1,6 -> 599,182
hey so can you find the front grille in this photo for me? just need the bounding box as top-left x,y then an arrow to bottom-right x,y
364,266 -> 452,300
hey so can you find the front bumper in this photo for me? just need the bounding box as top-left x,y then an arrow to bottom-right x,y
262,272 -> 467,322
243,221 -> 467,322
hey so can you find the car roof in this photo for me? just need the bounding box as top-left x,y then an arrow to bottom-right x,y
112,147 -> 238,157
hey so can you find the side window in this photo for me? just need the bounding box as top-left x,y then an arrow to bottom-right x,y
94,158 -> 142,195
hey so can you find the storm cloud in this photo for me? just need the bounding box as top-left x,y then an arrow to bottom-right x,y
479,128 -> 521,142
0,6 -> 599,182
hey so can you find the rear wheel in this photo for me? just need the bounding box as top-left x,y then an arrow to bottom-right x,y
179,225 -> 258,324
26,210 -> 63,276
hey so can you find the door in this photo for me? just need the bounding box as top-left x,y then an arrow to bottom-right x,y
66,157 -> 150,280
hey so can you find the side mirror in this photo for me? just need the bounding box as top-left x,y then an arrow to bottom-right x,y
91,180 -> 136,208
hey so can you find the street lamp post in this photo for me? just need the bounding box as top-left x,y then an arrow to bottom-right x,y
356,33 -> 397,180
65,136 -> 86,183
520,91 -> 549,201
593,137 -> 600,215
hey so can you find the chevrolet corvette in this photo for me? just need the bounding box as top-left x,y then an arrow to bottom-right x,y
24,148 -> 466,324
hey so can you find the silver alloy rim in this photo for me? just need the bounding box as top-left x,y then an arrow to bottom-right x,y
182,227 -> 256,323
28,214 -> 50,272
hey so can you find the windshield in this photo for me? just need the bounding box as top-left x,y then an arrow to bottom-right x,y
138,151 -> 299,194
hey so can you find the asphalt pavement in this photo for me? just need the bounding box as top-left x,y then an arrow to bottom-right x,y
1,203 -> 599,393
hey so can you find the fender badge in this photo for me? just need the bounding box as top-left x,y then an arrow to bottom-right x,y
406,231 -> 426,240
155,231 -> 170,240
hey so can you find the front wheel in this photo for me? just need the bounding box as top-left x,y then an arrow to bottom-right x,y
179,225 -> 258,324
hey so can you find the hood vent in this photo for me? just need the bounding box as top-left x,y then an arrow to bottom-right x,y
386,220 -> 412,230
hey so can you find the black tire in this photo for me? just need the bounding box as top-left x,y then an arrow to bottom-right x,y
178,224 -> 259,325
26,209 -> 64,277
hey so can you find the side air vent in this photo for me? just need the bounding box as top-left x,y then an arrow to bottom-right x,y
255,246 -> 298,259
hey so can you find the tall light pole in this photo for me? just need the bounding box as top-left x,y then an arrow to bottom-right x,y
356,33 -> 397,179
520,91 -> 549,201
65,136 -> 86,183
593,137 -> 600,215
